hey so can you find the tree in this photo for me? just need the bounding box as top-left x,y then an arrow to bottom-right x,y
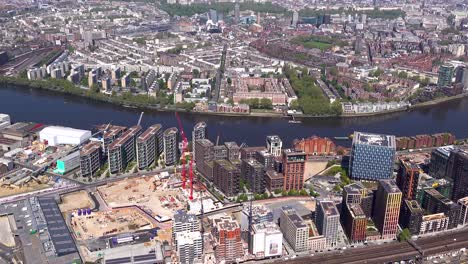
260,98 -> 273,109
192,69 -> 200,78
227,77 -> 232,85
398,228 -> 411,242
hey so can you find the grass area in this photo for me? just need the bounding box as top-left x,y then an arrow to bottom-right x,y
303,41 -> 332,51
285,67 -> 342,116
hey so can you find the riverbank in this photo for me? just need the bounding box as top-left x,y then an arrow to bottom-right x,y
1,77 -> 467,119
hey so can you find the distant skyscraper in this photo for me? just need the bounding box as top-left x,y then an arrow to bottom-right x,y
349,132 -> 396,181
315,200 -> 340,247
282,149 -> 306,191
292,11 -> 299,28
372,179 -> 402,239
446,149 -> 468,201
163,127 -> 179,166
396,159 -> 420,200
437,64 -> 454,88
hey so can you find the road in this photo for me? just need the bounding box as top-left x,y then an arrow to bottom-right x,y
281,228 -> 468,264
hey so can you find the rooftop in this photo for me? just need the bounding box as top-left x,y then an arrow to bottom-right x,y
80,141 -> 101,156
353,131 -> 396,149
422,213 -> 448,221
282,206 -> 306,229
215,159 -> 238,171
434,145 -> 456,158
137,124 -> 161,142
163,127 -> 178,136
174,210 -> 198,224
194,122 -> 207,130
379,179 -> 402,194
108,125 -> 141,149
405,199 -> 424,212
318,200 -> 339,217
458,197 -> 468,206
176,231 -> 202,245
215,216 -> 239,231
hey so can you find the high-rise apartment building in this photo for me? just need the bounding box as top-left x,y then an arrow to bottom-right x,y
399,199 -> 423,235
458,197 -> 468,226
372,179 -> 402,239
266,135 -> 282,157
341,203 -> 366,243
396,159 -> 420,200
225,141 -> 240,161
437,64 -> 454,88
108,125 -> 142,174
429,145 -> 456,179
172,210 -> 200,242
422,188 -> 461,229
97,124 -> 127,156
136,124 -> 162,170
192,122 -> 207,157
280,206 -> 309,252
342,182 -> 374,219
315,200 -> 340,246
194,139 -> 214,180
175,231 -> 203,264
213,216 -> 243,263
241,159 -> 265,194
213,160 -> 240,197
446,149 -> 468,201
349,132 -> 396,181
282,149 -> 306,191
163,127 -> 179,166
79,142 -> 102,177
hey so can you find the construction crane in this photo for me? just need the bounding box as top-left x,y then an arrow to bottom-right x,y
137,112 -> 144,126
175,112 -> 192,197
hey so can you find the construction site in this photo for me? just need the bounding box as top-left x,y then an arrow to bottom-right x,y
0,170 -> 53,198
97,174 -> 191,222
70,207 -> 155,241
59,190 -> 95,213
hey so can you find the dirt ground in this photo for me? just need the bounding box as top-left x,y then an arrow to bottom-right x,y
0,176 -> 52,198
0,216 -> 15,247
59,190 -> 95,213
71,208 -> 154,241
59,190 -> 94,213
97,176 -> 186,219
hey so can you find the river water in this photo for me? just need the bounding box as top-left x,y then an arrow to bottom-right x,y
1,85 -> 468,147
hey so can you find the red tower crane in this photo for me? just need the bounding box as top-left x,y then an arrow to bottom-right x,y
175,112 -> 194,200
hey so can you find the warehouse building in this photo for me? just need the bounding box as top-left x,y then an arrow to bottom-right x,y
39,126 -> 91,146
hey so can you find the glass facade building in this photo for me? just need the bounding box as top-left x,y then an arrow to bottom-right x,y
349,132 -> 396,181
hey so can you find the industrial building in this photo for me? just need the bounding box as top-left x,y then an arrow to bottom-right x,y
280,206 -> 308,252
55,151 -> 80,175
37,197 -> 78,256
79,141 -> 102,177
349,132 -> 396,181
282,149 -> 306,191
315,200 -> 340,247
108,125 -> 142,174
136,124 -> 162,170
372,180 -> 402,240
39,126 -> 91,146
163,127 -> 179,166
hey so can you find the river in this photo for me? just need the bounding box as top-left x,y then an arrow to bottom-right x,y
1,85 -> 468,147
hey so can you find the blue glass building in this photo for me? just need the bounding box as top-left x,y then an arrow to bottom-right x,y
349,132 -> 396,181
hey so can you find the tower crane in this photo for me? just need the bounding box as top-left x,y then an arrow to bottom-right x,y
175,112 -> 193,199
